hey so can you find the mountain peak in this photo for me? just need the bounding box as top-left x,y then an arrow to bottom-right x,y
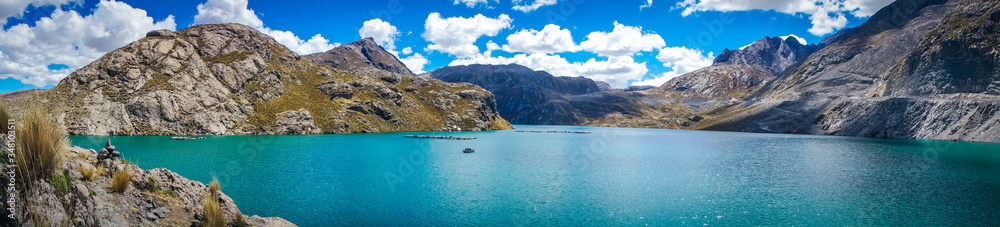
304,38 -> 414,76
713,35 -> 819,75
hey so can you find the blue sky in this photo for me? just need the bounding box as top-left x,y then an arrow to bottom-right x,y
0,0 -> 891,93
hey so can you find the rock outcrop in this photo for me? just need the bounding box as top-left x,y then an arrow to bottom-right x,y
16,24 -> 510,135
0,135 -> 294,226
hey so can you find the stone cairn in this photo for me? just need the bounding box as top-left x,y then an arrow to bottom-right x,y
97,139 -> 120,160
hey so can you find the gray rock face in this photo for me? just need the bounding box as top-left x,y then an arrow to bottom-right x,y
702,0 -> 1000,143
24,23 -> 511,135
713,36 -> 819,75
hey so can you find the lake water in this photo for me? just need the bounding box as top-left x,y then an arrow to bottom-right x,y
70,125 -> 1000,226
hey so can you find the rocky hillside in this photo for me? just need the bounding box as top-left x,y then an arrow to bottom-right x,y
13,24 -> 510,135
304,38 -> 414,76
0,136 -> 293,226
699,0 -> 1000,143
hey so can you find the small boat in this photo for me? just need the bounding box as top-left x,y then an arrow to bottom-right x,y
463,148 -> 475,153
170,136 -> 206,140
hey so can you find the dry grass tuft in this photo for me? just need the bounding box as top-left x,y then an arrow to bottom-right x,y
79,164 -> 104,181
0,99 -> 10,134
110,169 -> 132,193
208,178 -> 220,196
14,104 -> 68,190
202,178 -> 225,227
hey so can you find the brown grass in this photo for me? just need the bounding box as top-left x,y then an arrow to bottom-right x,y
14,104 -> 68,190
110,169 -> 132,193
0,99 -> 10,134
202,178 -> 225,227
79,164 -> 105,181
208,178 -> 220,195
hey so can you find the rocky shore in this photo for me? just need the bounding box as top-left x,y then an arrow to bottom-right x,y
0,136 -> 294,226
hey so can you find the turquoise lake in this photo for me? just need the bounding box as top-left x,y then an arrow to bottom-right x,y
70,125 -> 1000,226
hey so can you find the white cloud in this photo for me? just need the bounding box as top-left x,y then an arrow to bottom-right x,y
401,47 -> 412,55
640,0 -> 653,10
501,24 -> 580,54
633,46 -> 714,86
485,40 -> 501,51
579,21 -> 665,57
451,53 -> 648,88
194,0 -> 337,54
674,0 -> 894,36
511,0 -> 558,12
359,18 -> 400,50
421,12 -> 513,58
780,34 -> 807,45
453,0 -> 497,8
0,0 -> 77,26
399,52 -> 429,74
0,0 -> 175,87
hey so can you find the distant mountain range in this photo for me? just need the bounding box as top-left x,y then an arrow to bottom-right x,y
2,24 -> 511,135
430,0 -> 1000,143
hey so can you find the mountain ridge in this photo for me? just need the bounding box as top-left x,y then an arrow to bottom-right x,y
4,23 -> 511,135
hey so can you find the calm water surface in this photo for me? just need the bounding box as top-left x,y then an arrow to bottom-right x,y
70,125 -> 1000,226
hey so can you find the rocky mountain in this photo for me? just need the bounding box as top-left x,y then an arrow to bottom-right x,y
427,64 -> 671,125
699,0 -> 1000,143
713,36 -> 820,75
304,38 -> 414,76
10,24 -> 510,135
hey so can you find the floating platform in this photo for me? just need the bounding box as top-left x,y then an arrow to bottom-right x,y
170,136 -> 206,140
403,135 -> 476,140
515,130 -> 591,134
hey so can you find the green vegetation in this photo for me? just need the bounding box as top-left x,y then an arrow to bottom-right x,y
147,177 -> 160,193
110,169 -> 132,193
162,189 -> 177,198
79,164 -> 104,181
139,73 -> 176,92
14,104 -> 68,190
51,170 -> 70,192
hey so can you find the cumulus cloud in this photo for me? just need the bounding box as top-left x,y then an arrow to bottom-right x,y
421,12 -> 512,58
674,0 -> 894,35
193,0 -> 337,54
501,24 -> 580,54
451,53 -> 648,88
0,0 -> 77,26
399,52 -> 429,74
579,21 -> 665,57
453,0 -> 497,8
0,0 -> 175,87
511,0 -> 559,12
640,0 -> 653,10
633,46 -> 714,86
401,47 -> 413,55
359,18 -> 400,50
